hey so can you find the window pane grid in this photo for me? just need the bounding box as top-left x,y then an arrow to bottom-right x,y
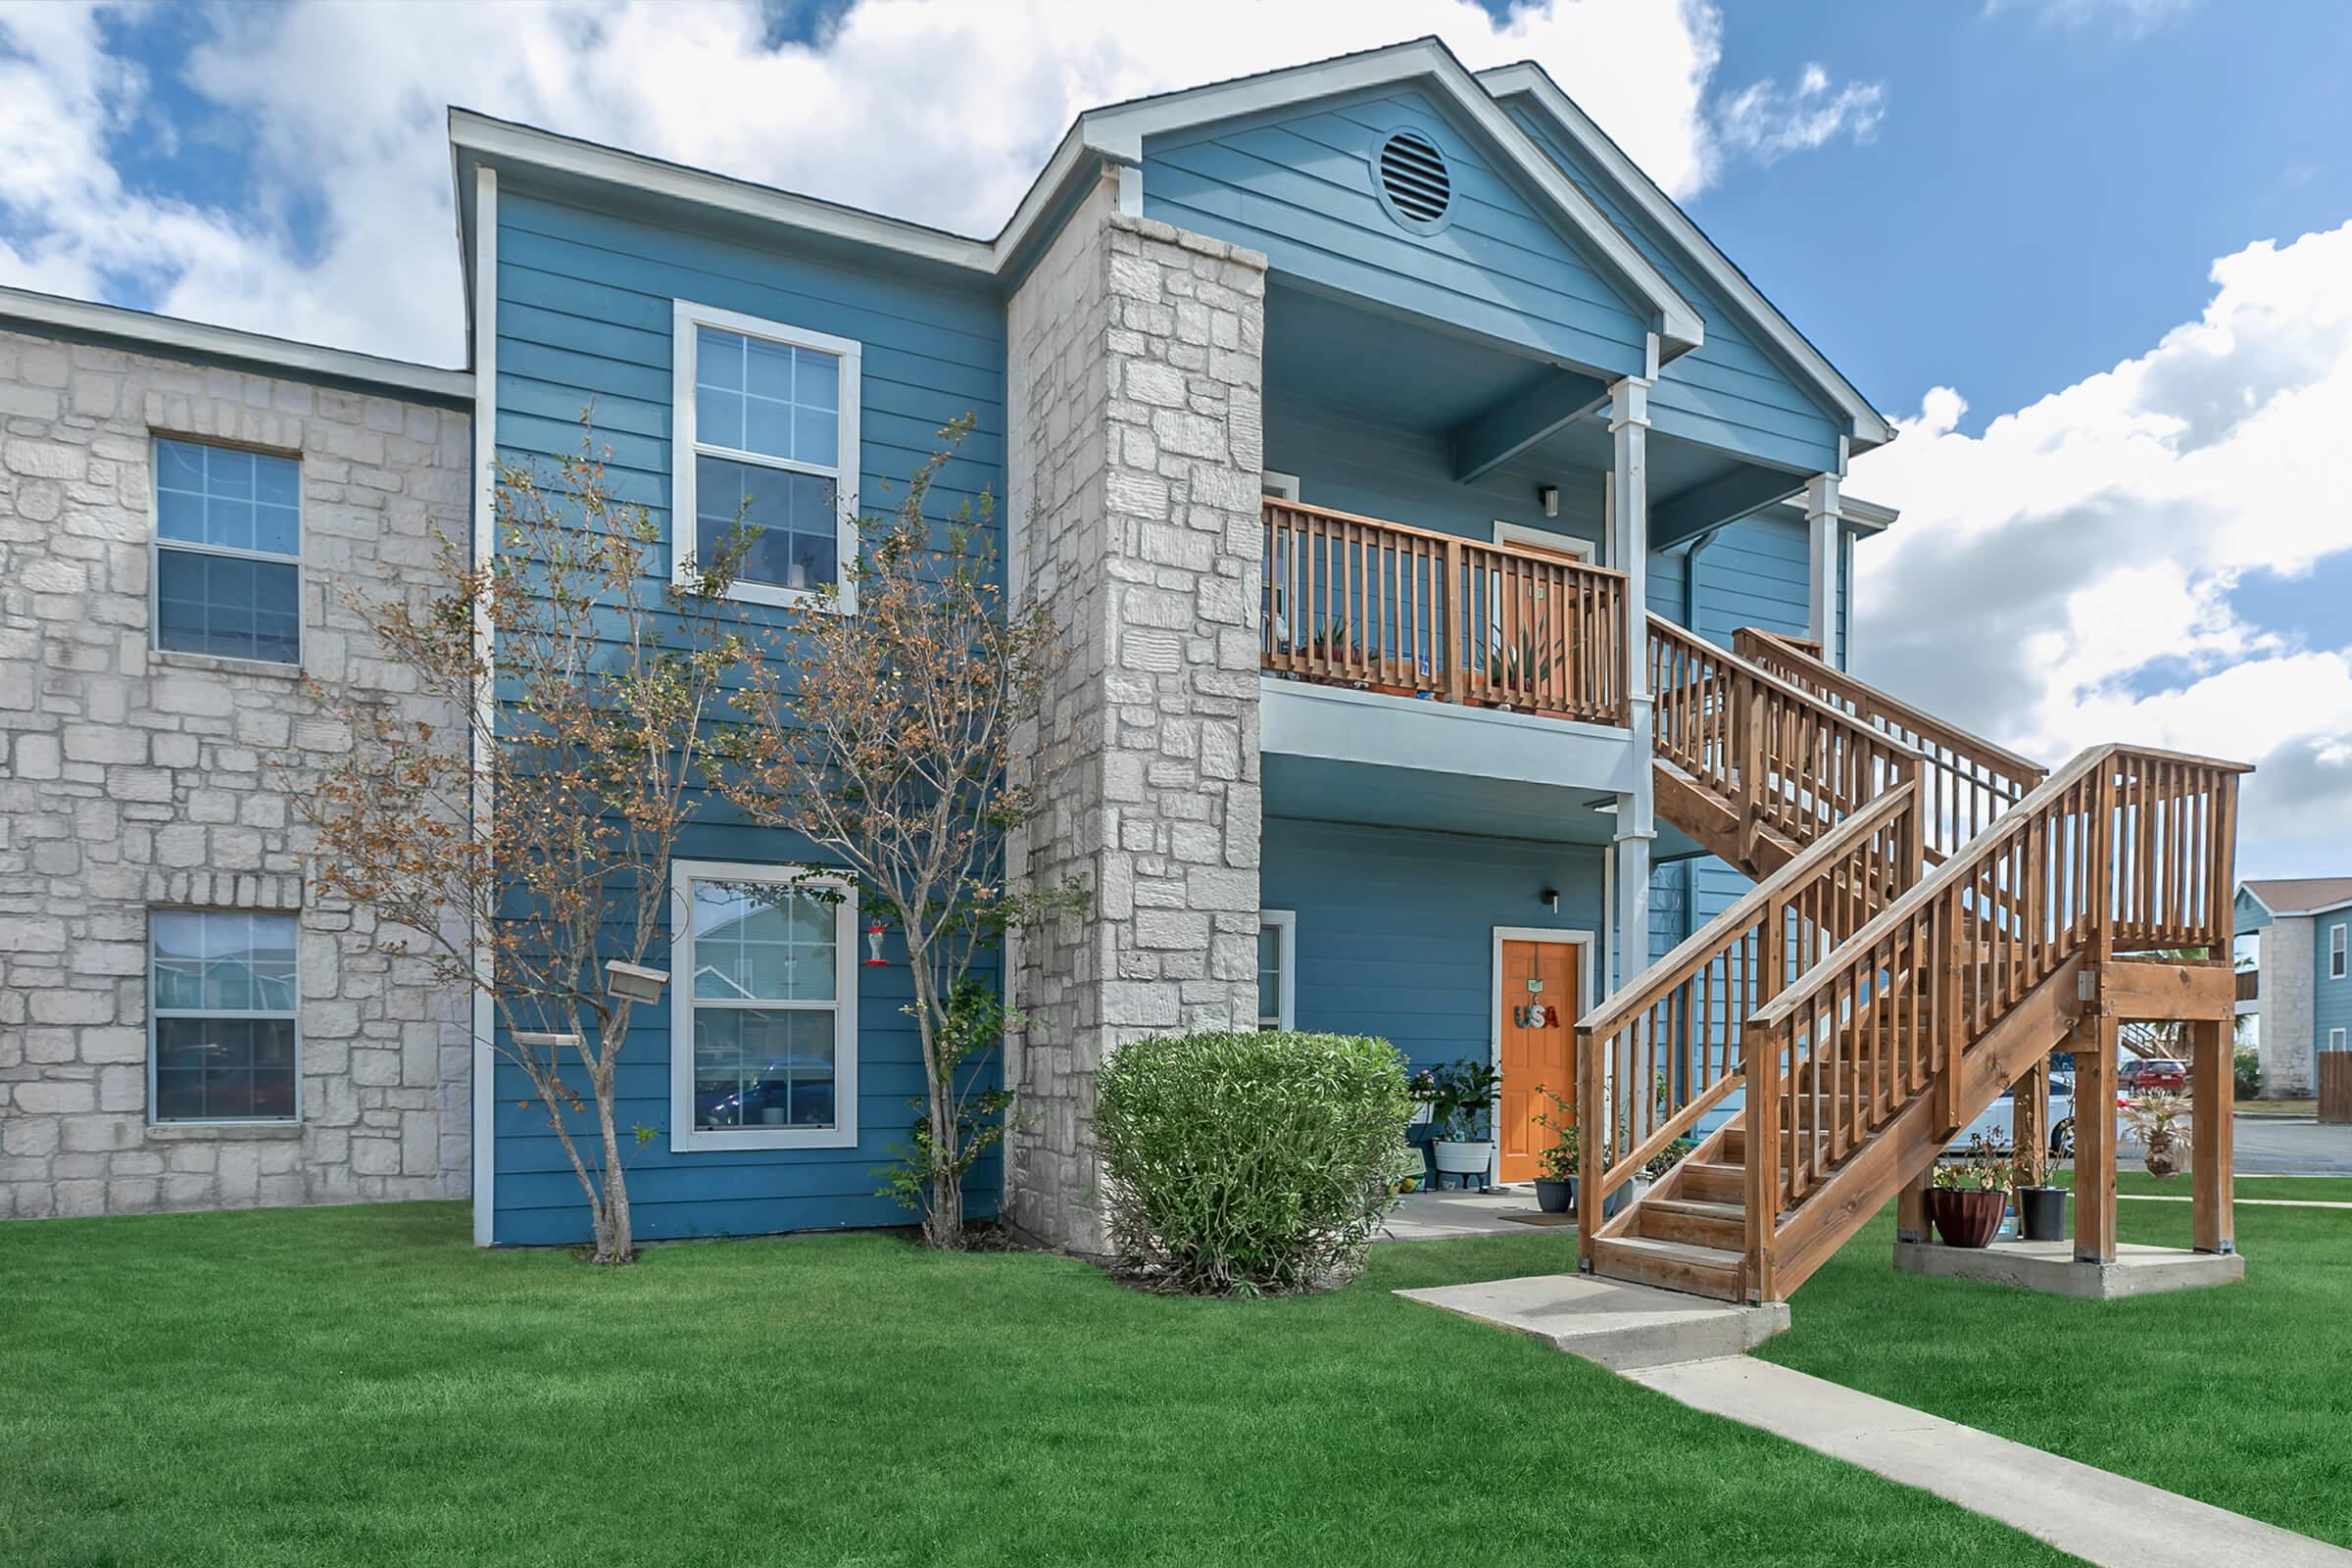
684,877 -> 844,1135
150,910 -> 298,1123
153,437 -> 301,663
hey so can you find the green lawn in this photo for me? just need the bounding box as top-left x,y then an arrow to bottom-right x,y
0,1204 -> 2068,1567
2073,1170 -> 2352,1201
1758,1196 -> 2352,1546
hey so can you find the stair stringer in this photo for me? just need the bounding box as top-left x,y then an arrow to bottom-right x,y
1757,953 -> 2088,1300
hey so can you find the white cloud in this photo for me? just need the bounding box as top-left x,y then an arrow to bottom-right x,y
1851,221 -> 2352,880
0,0 -> 1745,366
1713,62 -> 1886,167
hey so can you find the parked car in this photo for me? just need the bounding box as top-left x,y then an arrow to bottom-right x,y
1950,1078 -> 2077,1157
2120,1057 -> 2187,1094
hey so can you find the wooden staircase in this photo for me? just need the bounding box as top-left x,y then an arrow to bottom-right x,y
1574,620 -> 2247,1303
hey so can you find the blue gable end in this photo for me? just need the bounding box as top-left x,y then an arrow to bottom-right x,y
486,180 -> 1007,1247
1142,84 -> 1653,379
1502,104 -> 1845,477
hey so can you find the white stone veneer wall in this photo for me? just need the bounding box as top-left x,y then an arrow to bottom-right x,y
0,327 -> 472,1218
2260,914 -> 2315,1098
1003,172 -> 1267,1252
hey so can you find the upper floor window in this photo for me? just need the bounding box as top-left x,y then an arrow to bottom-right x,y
153,437 -> 301,664
669,861 -> 859,1152
2332,923 -> 2347,980
671,302 -> 861,612
150,909 -> 299,1124
1258,910 -> 1296,1031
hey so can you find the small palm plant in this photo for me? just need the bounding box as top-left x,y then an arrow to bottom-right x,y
2123,1092 -> 2193,1179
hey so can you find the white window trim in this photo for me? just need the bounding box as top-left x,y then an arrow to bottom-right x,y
147,907 -> 303,1127
1489,925 -> 1596,1097
1261,470 -> 1301,502
2332,1028 -> 2348,1054
2332,923 -> 2347,980
148,435 -> 305,670
670,299 -> 862,613
1259,909 -> 1297,1030
668,859 -> 859,1152
1493,519 -> 1595,563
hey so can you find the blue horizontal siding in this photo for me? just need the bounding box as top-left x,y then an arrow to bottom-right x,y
1145,85 -> 1650,379
2319,917 -> 2352,1049
1504,104 -> 1843,475
487,178 -> 1008,1246
1261,817 -> 1605,1073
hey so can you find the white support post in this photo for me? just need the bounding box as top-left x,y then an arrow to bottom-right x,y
1804,471 -> 1841,667
1610,372 -> 1655,996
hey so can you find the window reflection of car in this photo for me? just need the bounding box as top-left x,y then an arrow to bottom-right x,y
695,1057 -> 835,1129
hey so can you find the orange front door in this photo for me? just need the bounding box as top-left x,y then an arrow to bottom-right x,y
1497,939 -> 1579,1184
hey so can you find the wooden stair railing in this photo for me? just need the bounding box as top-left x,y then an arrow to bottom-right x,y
1574,778 -> 1927,1276
1732,627 -> 2047,859
1259,499 -> 1629,725
1648,616 -> 1918,865
1737,745 -> 2247,1300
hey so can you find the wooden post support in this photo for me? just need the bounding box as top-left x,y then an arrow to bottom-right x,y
2190,1015 -> 2235,1253
1575,1023 -> 1602,1271
2012,1055 -> 2049,1175
2074,1010 -> 2118,1264
1894,1166 -> 1932,1245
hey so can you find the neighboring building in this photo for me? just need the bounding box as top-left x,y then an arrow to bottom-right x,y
0,287 -> 474,1219
447,38 -> 1903,1251
2235,877 -> 2352,1097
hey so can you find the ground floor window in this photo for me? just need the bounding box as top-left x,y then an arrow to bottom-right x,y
149,909 -> 299,1123
669,861 -> 858,1152
1258,911 -> 1296,1031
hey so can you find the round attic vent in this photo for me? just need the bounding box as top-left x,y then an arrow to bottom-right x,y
1375,128 -> 1452,229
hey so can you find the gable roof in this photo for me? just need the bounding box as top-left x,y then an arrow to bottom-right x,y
2241,878 -> 2352,917
1479,61 -> 1894,454
453,38 -> 1704,359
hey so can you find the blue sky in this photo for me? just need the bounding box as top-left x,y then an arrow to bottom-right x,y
0,0 -> 2344,878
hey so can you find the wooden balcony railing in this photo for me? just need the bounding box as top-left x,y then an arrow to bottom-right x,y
1260,499 -> 1629,726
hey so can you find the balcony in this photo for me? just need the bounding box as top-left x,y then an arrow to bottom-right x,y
1260,499 -> 1630,727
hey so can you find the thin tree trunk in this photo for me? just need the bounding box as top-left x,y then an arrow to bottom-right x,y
592,1058 -> 634,1264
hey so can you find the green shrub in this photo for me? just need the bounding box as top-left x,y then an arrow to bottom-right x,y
1093,1030 -> 1415,1296
2235,1047 -> 2261,1101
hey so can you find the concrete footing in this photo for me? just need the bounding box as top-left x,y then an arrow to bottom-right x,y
1892,1239 -> 2245,1298
1396,1272 -> 1789,1369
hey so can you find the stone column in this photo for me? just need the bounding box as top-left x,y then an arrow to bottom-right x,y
2260,916 -> 2314,1098
1002,169 -> 1267,1252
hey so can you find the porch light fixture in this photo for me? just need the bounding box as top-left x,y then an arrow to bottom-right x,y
604,959 -> 669,1004
1541,888 -> 1560,913
1539,484 -> 1559,518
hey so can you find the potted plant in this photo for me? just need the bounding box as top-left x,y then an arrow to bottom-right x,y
1531,1085 -> 1578,1213
1404,1068 -> 1442,1192
2012,1141 -> 2066,1241
1929,1136 -> 2012,1248
2123,1092 -> 2192,1179
1426,1057 -> 1502,1189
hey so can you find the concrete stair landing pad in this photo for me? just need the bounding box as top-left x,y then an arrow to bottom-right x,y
1892,1239 -> 2246,1298
1396,1272 -> 1789,1369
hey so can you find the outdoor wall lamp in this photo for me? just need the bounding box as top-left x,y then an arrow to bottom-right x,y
1541,887 -> 1560,913
1539,484 -> 1559,518
604,960 -> 669,1004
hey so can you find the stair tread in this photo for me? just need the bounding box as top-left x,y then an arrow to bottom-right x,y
1592,1235 -> 1743,1271
1645,1197 -> 1744,1220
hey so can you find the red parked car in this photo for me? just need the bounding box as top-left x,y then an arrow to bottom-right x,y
2120,1057 -> 2187,1094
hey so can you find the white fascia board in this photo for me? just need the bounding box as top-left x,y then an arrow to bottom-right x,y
1085,38 -> 1701,355
1769,490 -> 1897,536
1480,61 -> 1893,451
0,282 -> 471,406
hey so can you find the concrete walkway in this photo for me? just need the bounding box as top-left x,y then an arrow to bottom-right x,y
2120,1193 -> 2352,1209
1631,1356 -> 2352,1568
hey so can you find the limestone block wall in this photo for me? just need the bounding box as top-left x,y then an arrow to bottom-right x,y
2260,914 -> 2315,1098
0,327 -> 472,1218
1003,172 -> 1267,1251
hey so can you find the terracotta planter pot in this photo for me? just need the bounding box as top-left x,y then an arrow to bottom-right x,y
1929,1188 -> 2007,1249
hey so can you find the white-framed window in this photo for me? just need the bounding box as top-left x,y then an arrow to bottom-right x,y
669,860 -> 858,1152
1258,910 -> 1297,1031
151,437 -> 302,664
1494,519 -> 1595,563
148,909 -> 300,1124
2331,1029 -> 2348,1054
671,300 -> 861,612
2331,923 -> 2347,980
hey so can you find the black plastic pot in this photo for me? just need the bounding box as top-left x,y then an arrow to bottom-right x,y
2017,1185 -> 2067,1241
1534,1177 -> 1575,1214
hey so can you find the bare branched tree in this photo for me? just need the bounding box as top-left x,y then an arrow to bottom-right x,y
296,431 -> 744,1264
715,417 -> 1080,1247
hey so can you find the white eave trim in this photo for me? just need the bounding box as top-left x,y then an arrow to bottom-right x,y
1479,61 -> 1893,450
0,282 -> 471,406
448,39 -> 1707,358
